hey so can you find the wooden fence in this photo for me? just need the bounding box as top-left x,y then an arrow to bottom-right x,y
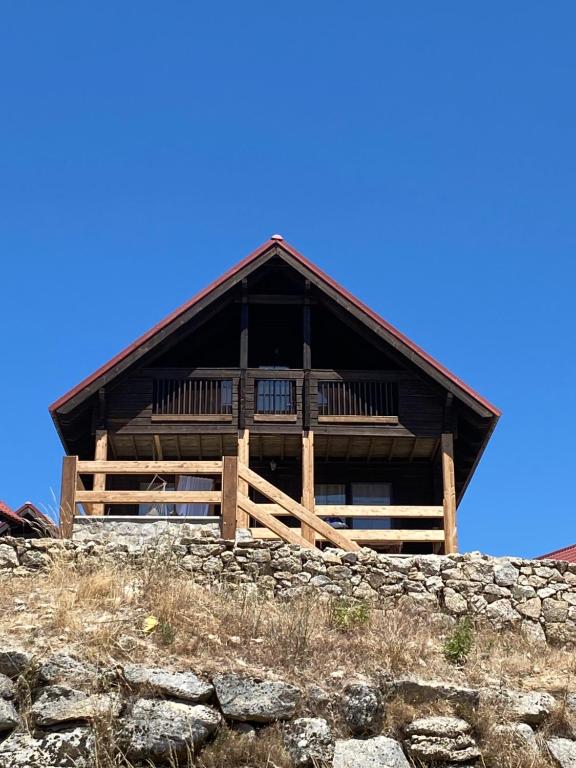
59,457 -> 446,552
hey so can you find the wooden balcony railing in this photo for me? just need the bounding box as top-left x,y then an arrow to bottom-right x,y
59,456 -> 445,550
317,379 -> 398,423
152,378 -> 234,421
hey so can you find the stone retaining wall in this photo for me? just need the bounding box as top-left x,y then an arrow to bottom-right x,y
1,522 -> 576,645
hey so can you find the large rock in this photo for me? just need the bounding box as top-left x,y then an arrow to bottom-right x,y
333,736 -> 410,768
0,673 -> 16,699
492,722 -> 538,753
548,738 -> 576,767
387,678 -> 479,708
482,688 -> 555,724
341,681 -> 383,736
123,663 -> 213,702
0,698 -> 19,732
0,544 -> 18,569
405,716 -> 480,763
0,727 -> 93,768
121,698 -> 221,760
0,649 -> 33,678
31,685 -> 121,726
39,654 -> 98,686
284,717 -> 334,767
213,673 -> 300,722
494,561 -> 519,587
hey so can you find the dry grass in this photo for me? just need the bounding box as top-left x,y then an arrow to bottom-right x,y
3,554 -> 576,767
2,554 -> 576,700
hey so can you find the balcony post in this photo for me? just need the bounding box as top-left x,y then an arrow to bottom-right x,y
221,455 -> 239,540
92,429 -> 108,516
441,432 -> 458,553
301,429 -> 316,545
237,429 -> 250,528
59,455 -> 78,539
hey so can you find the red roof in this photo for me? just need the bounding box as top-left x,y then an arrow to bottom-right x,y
15,502 -> 56,530
49,236 -> 501,417
0,500 -> 23,525
538,544 -> 576,564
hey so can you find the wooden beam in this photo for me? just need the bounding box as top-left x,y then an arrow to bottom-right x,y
301,430 -> 316,545
238,494 -> 316,549
318,415 -> 399,424
59,456 -> 78,538
240,278 -> 249,368
153,435 -> 163,460
237,429 -> 250,527
441,432 -> 458,554
252,528 -> 445,544
251,504 -> 443,518
92,430 -> 108,516
238,463 -> 360,552
221,455 -> 238,540
303,281 -> 311,370
76,491 -> 221,504
78,460 -> 223,474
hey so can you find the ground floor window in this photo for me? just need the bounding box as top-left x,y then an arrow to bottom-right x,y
350,482 -> 392,529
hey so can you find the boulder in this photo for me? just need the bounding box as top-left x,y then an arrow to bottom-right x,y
387,678 -> 479,708
0,698 -> 19,732
0,649 -> 33,678
405,716 -> 480,764
213,673 -> 300,722
341,681 -> 383,736
0,544 -> 18,569
284,717 -> 334,767
482,688 -> 555,725
39,654 -> 98,686
31,685 -> 121,726
333,736 -> 410,768
123,663 -> 213,702
121,698 -> 221,760
548,738 -> 576,767
0,673 -> 16,699
492,722 -> 538,753
494,561 -> 519,587
0,727 -> 93,768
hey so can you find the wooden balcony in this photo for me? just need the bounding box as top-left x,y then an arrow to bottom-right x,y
59,457 -> 448,551
144,368 -> 402,429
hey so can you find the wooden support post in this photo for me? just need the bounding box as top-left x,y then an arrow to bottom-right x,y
59,455 -> 78,539
301,430 -> 316,545
221,455 -> 239,540
441,432 -> 458,554
92,430 -> 108,516
237,429 -> 250,527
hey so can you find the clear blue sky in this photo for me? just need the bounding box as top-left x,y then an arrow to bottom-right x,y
1,2 -> 574,557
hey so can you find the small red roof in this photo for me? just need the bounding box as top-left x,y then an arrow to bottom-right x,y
0,500 -> 22,525
15,502 -> 56,529
538,544 -> 576,563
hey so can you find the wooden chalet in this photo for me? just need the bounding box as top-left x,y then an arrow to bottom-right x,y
0,501 -> 56,538
50,236 -> 500,554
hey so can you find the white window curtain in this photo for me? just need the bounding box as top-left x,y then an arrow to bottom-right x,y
176,475 -> 214,517
351,482 -> 392,530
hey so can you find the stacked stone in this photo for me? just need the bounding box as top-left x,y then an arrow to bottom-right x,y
2,527 -> 576,643
2,647 -> 576,766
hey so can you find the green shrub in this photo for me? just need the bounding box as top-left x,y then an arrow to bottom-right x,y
443,617 -> 474,664
330,599 -> 371,632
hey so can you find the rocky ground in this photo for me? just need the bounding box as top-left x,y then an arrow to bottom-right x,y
1,528 -> 576,766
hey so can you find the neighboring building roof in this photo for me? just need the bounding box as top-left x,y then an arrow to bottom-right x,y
15,502 -> 57,531
0,500 -> 57,533
0,500 -> 22,525
49,236 -> 501,419
538,544 -> 576,563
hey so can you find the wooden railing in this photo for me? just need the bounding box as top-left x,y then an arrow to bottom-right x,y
317,379 -> 398,423
152,378 -> 234,421
59,457 -> 445,551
